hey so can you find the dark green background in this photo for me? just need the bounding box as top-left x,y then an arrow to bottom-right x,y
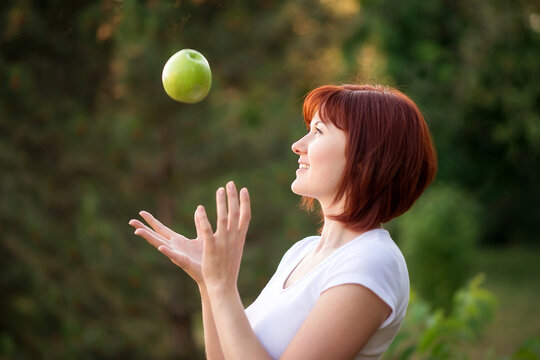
1,0 -> 538,358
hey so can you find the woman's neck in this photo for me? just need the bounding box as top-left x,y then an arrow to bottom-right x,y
315,217 -> 365,253
314,198 -> 381,253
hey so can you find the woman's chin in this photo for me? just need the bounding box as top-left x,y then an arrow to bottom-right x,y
290,180 -> 302,195
290,181 -> 309,197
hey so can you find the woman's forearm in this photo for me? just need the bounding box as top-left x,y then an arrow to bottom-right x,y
207,286 -> 272,360
199,286 -> 225,360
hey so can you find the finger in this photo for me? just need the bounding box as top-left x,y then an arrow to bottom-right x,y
215,187 -> 228,236
139,211 -> 176,239
194,207 -> 203,240
129,219 -> 170,242
158,245 -> 190,269
134,228 -> 168,249
226,181 -> 240,232
196,206 -> 215,246
238,187 -> 251,238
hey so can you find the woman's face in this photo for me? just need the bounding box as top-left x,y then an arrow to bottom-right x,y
291,112 -> 347,207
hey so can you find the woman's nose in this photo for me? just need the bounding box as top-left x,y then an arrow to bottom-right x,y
291,136 -> 306,154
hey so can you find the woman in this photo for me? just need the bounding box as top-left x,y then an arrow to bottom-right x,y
129,84 -> 437,359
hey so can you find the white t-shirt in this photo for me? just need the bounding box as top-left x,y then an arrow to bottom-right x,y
245,228 -> 409,360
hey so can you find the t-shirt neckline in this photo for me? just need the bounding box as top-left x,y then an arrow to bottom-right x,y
280,228 -> 387,292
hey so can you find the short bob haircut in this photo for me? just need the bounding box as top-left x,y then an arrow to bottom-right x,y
302,84 -> 437,232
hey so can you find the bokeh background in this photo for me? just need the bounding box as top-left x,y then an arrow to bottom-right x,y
1,0 -> 539,359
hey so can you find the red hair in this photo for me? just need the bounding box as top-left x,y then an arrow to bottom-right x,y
302,84 -> 437,231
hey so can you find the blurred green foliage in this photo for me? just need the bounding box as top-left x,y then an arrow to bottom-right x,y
1,0 -> 538,358
385,274 -> 497,360
511,337 -> 540,360
396,185 -> 481,311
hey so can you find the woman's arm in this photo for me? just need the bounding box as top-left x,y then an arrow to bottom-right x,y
199,285 -> 225,360
281,284 -> 390,359
206,286 -> 271,360
194,182 -> 273,359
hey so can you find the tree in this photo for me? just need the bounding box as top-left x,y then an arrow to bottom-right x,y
350,0 -> 540,245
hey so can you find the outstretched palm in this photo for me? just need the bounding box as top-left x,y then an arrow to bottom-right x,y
129,211 -> 204,284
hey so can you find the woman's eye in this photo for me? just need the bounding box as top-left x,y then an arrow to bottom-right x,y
314,127 -> 322,134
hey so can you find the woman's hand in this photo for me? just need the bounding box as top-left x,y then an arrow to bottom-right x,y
129,210 -> 204,284
129,181 -> 251,291
198,181 -> 251,291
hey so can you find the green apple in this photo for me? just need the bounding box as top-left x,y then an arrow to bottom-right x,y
162,49 -> 212,103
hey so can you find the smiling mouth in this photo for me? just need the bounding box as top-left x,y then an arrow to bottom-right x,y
298,164 -> 310,169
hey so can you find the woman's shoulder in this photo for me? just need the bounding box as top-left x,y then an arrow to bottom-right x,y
345,229 -> 404,261
320,229 -> 410,327
323,229 -> 408,287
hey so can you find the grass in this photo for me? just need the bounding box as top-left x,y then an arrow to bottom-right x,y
470,245 -> 540,358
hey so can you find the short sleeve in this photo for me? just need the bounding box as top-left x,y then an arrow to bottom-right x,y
319,241 -> 405,326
